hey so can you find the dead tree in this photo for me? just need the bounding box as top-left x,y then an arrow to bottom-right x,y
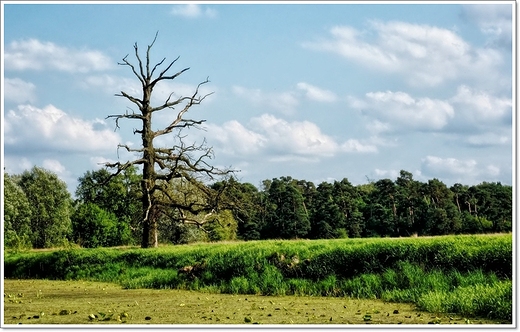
105,33 -> 233,248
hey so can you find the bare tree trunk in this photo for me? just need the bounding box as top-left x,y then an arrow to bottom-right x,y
105,33 -> 233,248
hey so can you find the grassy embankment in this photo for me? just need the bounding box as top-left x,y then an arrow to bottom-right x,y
4,233 -> 513,323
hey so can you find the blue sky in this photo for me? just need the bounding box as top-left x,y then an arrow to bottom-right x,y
2,1 -> 514,195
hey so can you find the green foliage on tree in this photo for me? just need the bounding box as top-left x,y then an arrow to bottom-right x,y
422,179 -> 461,235
211,178 -> 263,241
264,177 -> 311,239
205,210 -> 238,242
310,182 -> 346,239
5,164 -> 511,249
71,203 -> 131,248
18,166 -> 73,248
75,166 -> 141,245
4,174 -> 33,250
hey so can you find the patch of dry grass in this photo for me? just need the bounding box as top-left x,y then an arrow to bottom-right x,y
3,279 -> 506,325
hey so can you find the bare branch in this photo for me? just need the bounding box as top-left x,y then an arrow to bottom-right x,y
152,78 -> 213,137
117,143 -> 145,153
149,57 -> 165,79
118,54 -> 145,86
134,42 -> 146,81
106,111 -> 144,131
145,31 -> 159,79
151,65 -> 189,88
151,95 -> 191,114
115,91 -> 143,108
101,159 -> 145,186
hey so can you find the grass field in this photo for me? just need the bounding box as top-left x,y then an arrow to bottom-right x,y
4,233 -> 513,324
3,279 -> 507,325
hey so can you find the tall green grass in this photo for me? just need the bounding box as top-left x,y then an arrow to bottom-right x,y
4,234 -> 512,321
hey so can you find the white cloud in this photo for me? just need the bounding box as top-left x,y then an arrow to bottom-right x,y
464,133 -> 509,147
206,120 -> 266,155
421,155 -> 501,184
422,156 -> 477,176
461,4 -> 512,48
82,74 -> 139,96
250,114 -> 341,158
4,39 -> 113,73
89,156 -> 117,169
349,86 -> 511,148
42,159 -> 66,175
3,157 -> 33,175
4,104 -> 121,154
205,114 -> 377,163
450,85 -> 512,125
365,120 -> 391,135
232,83 -> 338,116
170,4 -> 217,18
232,85 -> 299,115
374,168 -> 400,180
303,20 -> 503,87
296,82 -> 337,102
341,139 -> 378,153
4,78 -> 36,103
355,90 -> 454,133
151,80 -> 216,107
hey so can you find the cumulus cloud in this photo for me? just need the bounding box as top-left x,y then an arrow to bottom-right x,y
4,104 -> 121,154
82,74 -> 139,96
351,90 -> 454,133
341,139 -> 378,153
373,168 -> 400,180
250,114 -> 342,158
450,85 -> 512,126
232,82 -> 338,115
4,78 -> 37,103
151,80 -> 216,107
461,4 -> 512,48
464,133 -> 510,147
42,159 -> 67,175
232,85 -> 299,115
4,39 -> 113,73
421,155 -> 501,184
296,82 -> 337,102
3,156 -> 33,175
170,4 -> 217,18
303,20 -> 504,87
422,156 -> 477,175
205,114 -> 377,163
205,120 -> 266,155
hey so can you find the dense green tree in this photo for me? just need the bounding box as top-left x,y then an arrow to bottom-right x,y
423,179 -> 461,235
264,177 -> 310,239
3,174 -> 32,249
471,182 -> 512,232
310,182 -> 346,239
294,179 -> 317,217
204,210 -> 238,242
365,179 -> 397,236
395,170 -> 424,236
76,166 -> 141,244
333,179 -> 364,238
71,203 -> 131,248
211,179 -> 263,241
18,167 -> 72,248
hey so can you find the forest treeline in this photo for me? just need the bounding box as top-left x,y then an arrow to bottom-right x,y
4,166 -> 512,249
